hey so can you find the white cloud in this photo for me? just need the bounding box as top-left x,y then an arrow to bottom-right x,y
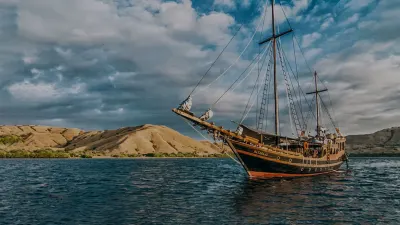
320,17 -> 334,30
305,48 -> 323,59
345,0 -> 374,10
315,40 -> 400,134
16,0 -> 237,82
302,32 -> 322,48
8,81 -> 86,102
214,0 -> 235,8
339,13 -> 359,27
213,0 -> 252,9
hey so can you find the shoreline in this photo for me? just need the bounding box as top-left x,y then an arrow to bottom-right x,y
0,156 -> 231,159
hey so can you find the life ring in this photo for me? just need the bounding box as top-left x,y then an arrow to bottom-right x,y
303,142 -> 309,150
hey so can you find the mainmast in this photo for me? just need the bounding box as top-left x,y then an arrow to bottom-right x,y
258,0 -> 293,146
271,0 -> 279,145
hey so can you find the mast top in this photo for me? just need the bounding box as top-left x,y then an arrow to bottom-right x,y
306,72 -> 328,95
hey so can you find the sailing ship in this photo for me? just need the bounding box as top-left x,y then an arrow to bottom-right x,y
172,0 -> 348,178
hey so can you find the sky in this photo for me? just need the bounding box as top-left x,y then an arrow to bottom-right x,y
0,0 -> 399,138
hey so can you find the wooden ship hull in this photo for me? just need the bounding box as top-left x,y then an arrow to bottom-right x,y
229,140 -> 344,178
173,108 -> 347,178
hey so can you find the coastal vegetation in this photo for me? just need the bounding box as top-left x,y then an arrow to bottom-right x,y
0,149 -> 228,159
0,135 -> 22,145
0,149 -> 70,158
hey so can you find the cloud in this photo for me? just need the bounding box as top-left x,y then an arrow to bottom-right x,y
213,0 -> 252,9
302,32 -> 322,48
305,48 -> 323,59
320,16 -> 334,30
0,0 -> 398,138
8,81 -> 86,102
214,0 -> 235,8
345,0 -> 374,11
339,13 -> 359,27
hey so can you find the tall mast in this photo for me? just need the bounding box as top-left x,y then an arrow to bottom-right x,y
306,71 -> 327,137
314,71 -> 320,137
258,0 -> 293,145
271,0 -> 279,145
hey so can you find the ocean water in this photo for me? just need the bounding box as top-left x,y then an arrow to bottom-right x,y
0,158 -> 399,225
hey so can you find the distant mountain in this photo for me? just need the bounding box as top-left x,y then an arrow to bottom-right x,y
346,127 -> 400,156
0,124 -> 226,158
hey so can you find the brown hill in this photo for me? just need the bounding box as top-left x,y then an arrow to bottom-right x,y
0,124 -> 225,157
346,127 -> 400,155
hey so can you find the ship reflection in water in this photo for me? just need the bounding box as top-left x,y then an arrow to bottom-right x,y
233,175 -> 353,224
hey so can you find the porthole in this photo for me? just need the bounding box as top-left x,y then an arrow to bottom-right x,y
277,156 -> 280,160
289,158 -> 292,163
301,168 -> 304,172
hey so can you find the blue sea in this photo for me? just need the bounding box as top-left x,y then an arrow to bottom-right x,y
0,158 -> 399,224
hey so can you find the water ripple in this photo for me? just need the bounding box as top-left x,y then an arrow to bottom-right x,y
0,158 -> 399,224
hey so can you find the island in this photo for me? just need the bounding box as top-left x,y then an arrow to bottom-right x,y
0,124 -> 228,158
0,124 -> 399,158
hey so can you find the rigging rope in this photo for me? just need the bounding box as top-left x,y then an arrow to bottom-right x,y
275,1 -> 340,136
304,95 -> 316,133
256,44 -> 274,131
182,118 -> 241,165
280,40 -> 317,123
240,65 -> 263,123
280,44 -> 308,130
193,1 -> 269,96
279,3 -> 313,74
257,0 -> 269,125
263,57 -> 273,133
319,97 -> 338,130
189,0 -> 268,96
241,69 -> 268,124
240,47 -> 272,124
277,39 -> 302,136
316,75 -> 339,128
189,24 -> 244,96
212,42 -> 272,108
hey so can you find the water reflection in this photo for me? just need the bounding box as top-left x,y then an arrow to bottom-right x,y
233,174 -> 356,224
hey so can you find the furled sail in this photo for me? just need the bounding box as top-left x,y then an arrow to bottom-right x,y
179,95 -> 192,111
199,109 -> 213,121
236,126 -> 243,135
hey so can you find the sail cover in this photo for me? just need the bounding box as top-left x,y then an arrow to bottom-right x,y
199,109 -> 213,121
179,95 -> 192,111
236,126 -> 243,135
